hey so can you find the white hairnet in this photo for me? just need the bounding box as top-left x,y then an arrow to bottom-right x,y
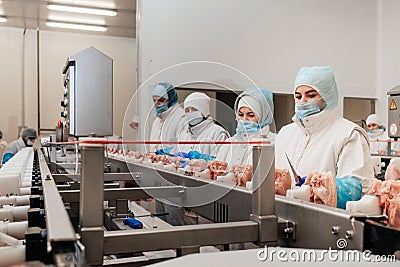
294,66 -> 338,110
366,114 -> 383,126
184,92 -> 210,117
238,97 -> 261,122
235,88 -> 274,127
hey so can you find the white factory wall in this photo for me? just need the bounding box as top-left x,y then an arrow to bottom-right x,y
136,0 -> 379,140
0,27 -> 136,142
375,0 -> 400,128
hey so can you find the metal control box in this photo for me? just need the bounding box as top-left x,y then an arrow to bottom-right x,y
387,85 -> 400,138
62,46 -> 113,137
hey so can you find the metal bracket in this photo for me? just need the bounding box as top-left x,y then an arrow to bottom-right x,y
278,218 -> 296,240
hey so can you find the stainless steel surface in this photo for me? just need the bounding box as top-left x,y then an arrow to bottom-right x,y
79,144 -> 104,265
250,145 -> 277,244
64,46 -> 113,137
103,221 -> 259,255
61,186 -> 184,203
106,156 -> 366,251
275,195 -> 364,250
53,172 -> 141,183
38,151 -> 76,242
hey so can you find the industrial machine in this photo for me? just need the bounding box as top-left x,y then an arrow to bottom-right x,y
387,85 -> 400,139
61,46 -> 113,137
0,141 -> 399,266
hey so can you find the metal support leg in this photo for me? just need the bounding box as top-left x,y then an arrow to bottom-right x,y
79,144 -> 104,266
250,145 -> 278,245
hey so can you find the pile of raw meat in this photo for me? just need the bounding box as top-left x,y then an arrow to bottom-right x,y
365,178 -> 400,229
276,164 -> 400,229
106,148 -> 253,187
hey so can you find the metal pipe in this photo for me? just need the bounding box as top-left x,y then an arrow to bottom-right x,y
0,245 -> 25,267
103,221 -> 259,255
60,186 -> 184,203
36,29 -> 40,133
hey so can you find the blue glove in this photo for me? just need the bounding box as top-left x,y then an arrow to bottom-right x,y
155,147 -> 173,155
188,151 -> 215,162
335,177 -> 362,209
123,218 -> 143,229
296,176 -> 307,186
188,150 -> 201,159
179,160 -> 190,168
174,152 -> 190,158
2,153 -> 14,164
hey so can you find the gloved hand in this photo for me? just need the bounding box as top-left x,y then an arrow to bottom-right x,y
188,151 -> 215,162
155,147 -> 173,155
174,152 -> 190,158
179,160 -> 190,168
335,177 -> 362,209
2,153 -> 14,164
296,176 -> 307,186
123,218 -> 143,229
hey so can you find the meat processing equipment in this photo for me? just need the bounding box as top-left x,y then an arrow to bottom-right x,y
1,141 -> 399,266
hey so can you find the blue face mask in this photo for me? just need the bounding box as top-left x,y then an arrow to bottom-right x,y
236,120 -> 261,136
155,103 -> 168,114
295,99 -> 321,120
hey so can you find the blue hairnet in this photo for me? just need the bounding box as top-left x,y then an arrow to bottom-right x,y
294,66 -> 338,110
151,82 -> 178,108
235,87 -> 274,128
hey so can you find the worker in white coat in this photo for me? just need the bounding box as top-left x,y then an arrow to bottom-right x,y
366,114 -> 390,155
275,66 -> 373,208
217,87 -> 275,167
176,92 -> 229,156
0,130 -> 7,166
148,82 -> 185,153
2,128 -> 37,164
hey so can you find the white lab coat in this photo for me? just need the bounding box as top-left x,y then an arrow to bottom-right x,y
175,118 -> 229,156
368,130 -> 390,155
3,138 -> 26,160
275,110 -> 373,193
0,140 -> 7,165
149,104 -> 185,152
217,126 -> 275,167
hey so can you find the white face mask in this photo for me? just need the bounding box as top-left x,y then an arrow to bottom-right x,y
185,111 -> 204,126
367,128 -> 384,138
26,140 -> 34,147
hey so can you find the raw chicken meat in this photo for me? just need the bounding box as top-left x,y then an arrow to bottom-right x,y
305,171 -> 337,207
128,151 -> 142,159
189,159 -> 208,172
274,169 -> 292,196
231,164 -> 253,187
368,178 -> 382,195
384,161 -> 400,181
207,160 -> 228,180
366,178 -> 400,228
387,196 -> 400,228
142,153 -> 157,162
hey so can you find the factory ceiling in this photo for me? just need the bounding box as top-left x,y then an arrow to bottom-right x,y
0,0 -> 136,38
